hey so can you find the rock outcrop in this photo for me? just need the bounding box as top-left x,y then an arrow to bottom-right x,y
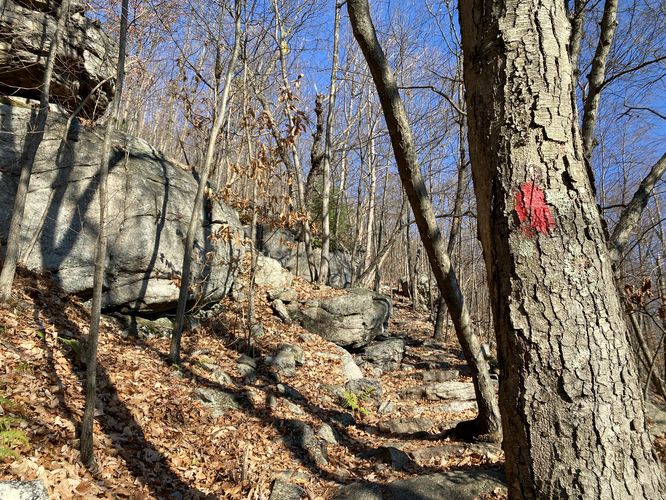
0,99 -> 245,313
0,0 -> 116,120
297,289 -> 391,348
254,225 -> 354,288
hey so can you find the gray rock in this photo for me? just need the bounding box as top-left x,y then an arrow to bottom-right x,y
255,225 -> 354,288
436,400 -> 477,414
193,387 -> 247,417
279,344 -> 304,365
413,369 -> 460,382
213,371 -> 233,386
346,378 -> 383,402
320,383 -> 346,400
0,1 -> 115,120
285,400 -> 304,415
410,442 -> 500,463
254,255 -> 293,289
400,381 -> 476,401
378,417 -> 433,435
331,412 -> 355,427
269,479 -> 305,500
237,354 -> 258,369
272,299 -> 292,324
0,480 -> 49,500
268,288 -> 298,303
361,338 -> 405,371
376,446 -> 411,470
298,289 -> 392,348
318,423 -> 338,444
336,346 -> 363,381
270,346 -> 298,377
333,469 -> 506,500
286,420 -> 328,466
0,102 -> 246,314
377,401 -> 395,415
277,384 -> 304,400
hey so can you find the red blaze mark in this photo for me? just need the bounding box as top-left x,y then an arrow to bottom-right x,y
514,182 -> 555,237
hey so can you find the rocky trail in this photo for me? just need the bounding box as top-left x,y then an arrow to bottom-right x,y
0,265 -> 512,499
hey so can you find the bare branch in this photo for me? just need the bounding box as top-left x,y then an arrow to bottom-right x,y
610,152 -> 666,260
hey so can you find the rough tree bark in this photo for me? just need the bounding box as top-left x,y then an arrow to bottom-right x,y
459,0 -> 665,497
80,0 -> 127,467
170,0 -> 242,364
0,0 -> 71,302
347,0 -> 501,438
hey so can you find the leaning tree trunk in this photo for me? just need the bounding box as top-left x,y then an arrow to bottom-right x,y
459,0 -> 665,497
170,0 -> 242,364
347,0 -> 501,439
80,0 -> 127,467
0,0 -> 71,302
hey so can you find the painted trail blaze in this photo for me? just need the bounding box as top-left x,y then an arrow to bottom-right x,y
515,182 -> 555,237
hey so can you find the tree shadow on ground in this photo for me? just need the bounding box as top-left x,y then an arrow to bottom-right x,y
20,269 -> 210,498
125,316 -> 496,489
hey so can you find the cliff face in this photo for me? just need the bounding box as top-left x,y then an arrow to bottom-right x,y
0,0 -> 116,120
0,99 -> 246,313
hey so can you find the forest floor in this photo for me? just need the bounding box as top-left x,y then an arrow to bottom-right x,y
0,268 -> 664,498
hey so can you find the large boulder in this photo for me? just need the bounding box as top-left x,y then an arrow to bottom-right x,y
0,0 -> 116,120
0,100 -> 245,312
297,289 -> 391,348
359,338 -> 405,372
254,255 -> 293,289
254,225 -> 353,288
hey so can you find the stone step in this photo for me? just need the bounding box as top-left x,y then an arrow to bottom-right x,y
400,381 -> 476,401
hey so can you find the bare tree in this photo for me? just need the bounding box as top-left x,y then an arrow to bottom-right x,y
170,0 -> 243,365
347,0 -> 501,439
80,0 -> 128,467
459,0 -> 665,496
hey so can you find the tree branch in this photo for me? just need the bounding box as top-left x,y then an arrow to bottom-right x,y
610,152 -> 666,260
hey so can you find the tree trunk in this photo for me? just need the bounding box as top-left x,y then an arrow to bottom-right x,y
609,152 -> 666,261
581,0 -> 618,160
271,0 -> 317,282
318,1 -> 341,285
347,0 -> 501,439
437,102 -> 469,339
0,0 -> 71,302
170,0 -> 242,364
80,0 -> 127,467
459,0 -> 665,497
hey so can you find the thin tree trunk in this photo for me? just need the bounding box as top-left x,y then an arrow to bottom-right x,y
364,126 -> 377,274
170,0 -> 242,364
609,152 -> 666,260
629,311 -> 666,400
0,0 -> 71,302
460,0 -> 665,496
271,0 -> 317,282
80,0 -> 127,467
581,0 -> 618,160
347,0 -> 501,438
436,99 -> 468,339
319,1 -> 341,284
568,0 -> 586,79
